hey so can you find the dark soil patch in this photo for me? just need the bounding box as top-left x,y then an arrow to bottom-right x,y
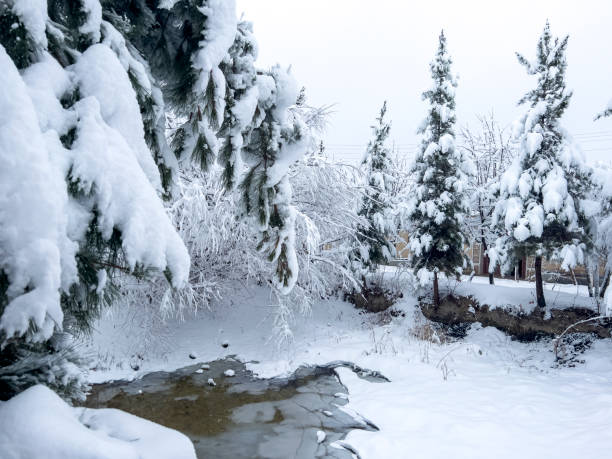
346,285 -> 401,313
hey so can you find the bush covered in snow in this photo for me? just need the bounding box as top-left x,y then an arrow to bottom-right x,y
120,149 -> 369,344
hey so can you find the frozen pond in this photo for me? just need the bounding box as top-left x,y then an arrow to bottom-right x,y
84,358 -> 382,458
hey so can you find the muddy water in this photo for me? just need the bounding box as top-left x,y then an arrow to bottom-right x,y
84,358 -> 378,458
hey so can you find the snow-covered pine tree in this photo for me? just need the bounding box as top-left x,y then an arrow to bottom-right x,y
596,99 -> 612,120
239,66 -> 309,294
490,22 -> 596,309
406,31 -> 472,306
106,2 -> 310,294
0,0 -> 189,399
104,0 -> 237,173
217,20 -> 259,190
352,101 -> 396,280
590,165 -> 612,311
592,109 -> 612,308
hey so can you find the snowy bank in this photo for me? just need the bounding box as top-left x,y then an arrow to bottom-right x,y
447,277 -> 599,315
0,385 -> 195,459
413,279 -> 609,340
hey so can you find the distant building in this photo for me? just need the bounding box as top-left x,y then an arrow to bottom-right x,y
394,232 -> 604,285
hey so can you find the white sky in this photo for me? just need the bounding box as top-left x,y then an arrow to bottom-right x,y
236,0 -> 612,164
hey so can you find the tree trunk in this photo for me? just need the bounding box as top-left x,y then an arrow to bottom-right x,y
594,258 -> 601,298
433,271 -> 440,307
586,260 -> 594,298
600,269 -> 611,299
480,236 -> 494,285
535,256 -> 546,309
569,267 -> 577,286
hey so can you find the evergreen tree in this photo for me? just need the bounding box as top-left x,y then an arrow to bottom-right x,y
490,22 -> 596,309
594,96 -> 612,306
406,31 -> 472,306
0,0 -> 189,400
596,100 -> 612,120
0,0 -> 309,399
105,1 -> 309,293
352,101 -> 396,280
217,20 -> 259,190
239,66 -> 308,294
104,0 -> 236,173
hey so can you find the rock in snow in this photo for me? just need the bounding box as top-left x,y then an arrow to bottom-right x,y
0,385 -> 195,459
223,369 -> 235,377
207,378 -> 216,387
316,430 -> 326,444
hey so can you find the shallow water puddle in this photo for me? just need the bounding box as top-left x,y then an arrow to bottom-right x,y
84,358 -> 378,458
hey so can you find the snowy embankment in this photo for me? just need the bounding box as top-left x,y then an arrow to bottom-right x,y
449,275 -> 599,314
84,283 -> 612,458
0,385 -> 195,459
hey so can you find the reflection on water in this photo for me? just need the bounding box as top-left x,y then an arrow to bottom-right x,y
84,358 -> 377,458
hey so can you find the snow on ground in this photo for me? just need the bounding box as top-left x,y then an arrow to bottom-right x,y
0,385 -> 195,459
337,325 -> 612,458
448,275 -> 599,314
84,282 -> 612,458
465,274 -> 590,295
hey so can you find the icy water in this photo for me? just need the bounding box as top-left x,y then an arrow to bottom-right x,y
84,358 -> 381,458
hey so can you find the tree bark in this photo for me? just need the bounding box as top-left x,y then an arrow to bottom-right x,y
585,261 -> 594,298
593,258 -> 601,298
535,256 -> 546,309
569,267 -> 578,286
600,269 -> 611,299
480,236 -> 494,285
433,271 -> 440,307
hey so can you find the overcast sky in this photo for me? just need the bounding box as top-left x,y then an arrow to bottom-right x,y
236,0 -> 612,164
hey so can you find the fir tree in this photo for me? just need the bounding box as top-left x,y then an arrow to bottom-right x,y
596,106 -> 612,120
217,20 -> 259,190
407,31 -> 472,306
596,99 -> 612,120
0,0 -> 189,400
106,1 -> 309,292
490,22 -> 596,309
352,101 -> 395,280
0,0 -> 309,400
104,0 -> 236,172
239,66 -> 308,294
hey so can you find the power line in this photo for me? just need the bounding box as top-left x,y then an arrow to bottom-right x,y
325,131 -> 612,161
574,130 -> 612,137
